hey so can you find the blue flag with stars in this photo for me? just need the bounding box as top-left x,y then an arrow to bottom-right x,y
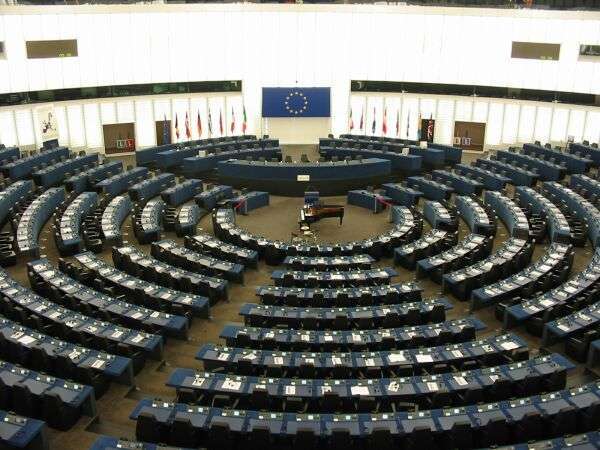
262,87 -> 331,117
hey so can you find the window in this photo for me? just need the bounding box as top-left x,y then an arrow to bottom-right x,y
580,45 -> 600,57
26,39 -> 78,59
511,42 -> 560,61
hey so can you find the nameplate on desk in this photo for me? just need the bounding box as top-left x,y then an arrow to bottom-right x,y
297,175 -> 310,182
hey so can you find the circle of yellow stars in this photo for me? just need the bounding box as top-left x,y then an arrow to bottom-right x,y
284,91 -> 309,115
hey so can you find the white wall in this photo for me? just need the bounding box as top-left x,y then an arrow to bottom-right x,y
0,93 -> 244,151
0,4 -> 598,145
350,92 -> 600,147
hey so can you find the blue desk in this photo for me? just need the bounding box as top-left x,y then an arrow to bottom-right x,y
428,143 -> 463,165
347,190 -> 391,213
523,143 -> 592,173
483,191 -> 530,240
185,233 -> 258,268
0,146 -> 19,166
220,316 -> 481,351
319,145 -> 422,174
406,176 -> 454,201
431,170 -> 483,195
381,183 -> 422,206
408,145 -> 445,170
496,150 -> 565,181
73,252 -> 210,319
57,192 -> 98,256
0,180 -> 33,226
132,198 -> 165,244
161,179 -> 203,206
271,267 -> 398,288
229,191 -> 269,213
394,229 -> 457,270
219,158 -> 391,196
570,173 -> 600,199
570,142 -> 600,166
129,173 -> 175,205
175,204 -> 206,237
32,154 -> 98,188
1,147 -> 69,180
423,200 -> 457,231
89,436 -> 193,450
195,185 -> 233,210
454,164 -> 510,191
181,148 -> 282,176
0,409 -> 48,450
455,195 -> 496,236
101,195 -> 131,246
65,161 -> 122,194
95,167 -> 149,198
475,159 -> 538,187
515,186 -> 571,243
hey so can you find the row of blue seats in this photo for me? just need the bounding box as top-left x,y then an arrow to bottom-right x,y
160,137 -> 276,169
470,242 -> 574,311
347,190 -> 391,213
130,378 -> 600,448
68,252 -> 210,319
135,135 -> 259,166
32,154 -> 99,188
197,333 -> 528,378
570,173 -> 600,199
220,317 -> 481,351
523,143 -> 592,173
406,176 -> 453,201
239,298 -> 451,330
542,181 -> 600,247
65,160 -> 123,194
26,259 -> 187,342
416,234 -> 492,283
443,238 -> 532,301
454,163 -> 510,191
381,183 -> 422,207
1,147 -> 69,180
213,205 -> 420,262
0,409 -> 48,450
166,354 -> 571,413
185,232 -> 258,268
181,148 -> 282,176
423,201 -> 457,231
1,268 -> 162,375
56,192 -> 98,256
483,191 -> 530,240
504,248 -> 600,334
318,145 -> 422,174
0,180 -> 33,226
570,142 -> 600,166
455,195 -> 496,236
16,187 -> 65,257
95,167 -> 149,198
271,267 -> 398,288
475,158 -> 538,186
431,170 -> 483,196
161,178 -> 203,206
112,245 -> 228,304
515,186 -> 571,243
0,146 -> 20,165
151,239 -> 245,283
495,149 -> 565,181
195,185 -> 233,210
175,204 -> 205,237
256,282 -> 423,307
0,359 -> 96,430
132,198 -> 165,244
129,173 -> 175,205
394,229 -> 458,270
283,254 -> 374,272
100,195 -> 131,246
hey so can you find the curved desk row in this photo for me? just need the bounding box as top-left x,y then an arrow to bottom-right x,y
319,145 -> 421,175
32,153 -> 98,188
218,159 -> 391,196
181,148 -> 282,177
65,160 -> 122,194
220,316 -> 481,351
0,147 -> 69,180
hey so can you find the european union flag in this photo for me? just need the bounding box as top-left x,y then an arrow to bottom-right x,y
262,87 -> 331,118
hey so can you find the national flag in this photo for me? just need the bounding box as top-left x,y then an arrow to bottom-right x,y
174,113 -> 180,141
395,110 -> 400,137
196,110 -> 202,138
427,114 -> 434,142
184,111 -> 191,140
162,114 -> 169,144
349,109 -> 354,131
208,108 -> 213,137
219,110 -> 224,136
417,113 -> 422,141
382,107 -> 388,135
406,111 -> 410,139
359,108 -> 364,131
230,107 -> 236,134
371,107 -> 376,135
242,104 -> 247,133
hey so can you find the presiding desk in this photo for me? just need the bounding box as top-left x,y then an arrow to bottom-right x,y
217,158 -> 392,196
